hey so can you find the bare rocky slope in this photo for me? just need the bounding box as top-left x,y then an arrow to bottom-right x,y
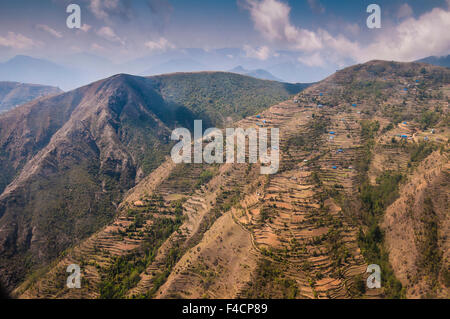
12,60 -> 449,299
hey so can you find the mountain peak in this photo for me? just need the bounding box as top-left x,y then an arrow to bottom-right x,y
416,54 -> 450,68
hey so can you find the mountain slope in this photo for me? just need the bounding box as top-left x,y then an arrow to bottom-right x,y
150,72 -> 309,127
0,82 -> 62,114
417,55 -> 450,68
15,61 -> 449,299
0,72 -> 308,290
0,56 -> 82,91
229,66 -> 284,82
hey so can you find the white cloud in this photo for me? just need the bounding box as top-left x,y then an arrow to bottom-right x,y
361,7 -> 450,62
397,3 -> 413,19
344,23 -> 360,36
0,32 -> 38,49
96,26 -> 124,45
298,52 -> 325,67
88,0 -> 132,21
91,43 -> 106,52
80,24 -> 92,32
244,0 -> 450,66
243,45 -> 271,60
244,0 -> 322,51
307,0 -> 325,14
36,24 -> 63,38
144,37 -> 175,52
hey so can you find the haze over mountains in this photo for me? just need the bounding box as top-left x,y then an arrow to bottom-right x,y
0,48 -> 335,90
3,50 -> 447,93
229,66 -> 283,82
417,55 -> 450,68
0,82 -> 62,114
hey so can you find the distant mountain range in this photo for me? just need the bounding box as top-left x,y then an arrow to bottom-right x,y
0,56 -> 82,91
229,66 -> 284,82
0,82 -> 62,114
416,55 -> 450,68
140,58 -> 208,76
0,50 -> 337,90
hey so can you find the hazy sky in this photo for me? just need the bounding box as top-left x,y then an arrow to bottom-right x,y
0,0 -> 449,67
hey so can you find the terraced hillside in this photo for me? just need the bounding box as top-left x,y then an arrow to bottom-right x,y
0,72 -> 308,290
14,60 -> 450,299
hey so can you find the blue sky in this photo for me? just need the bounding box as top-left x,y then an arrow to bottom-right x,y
0,0 -> 449,83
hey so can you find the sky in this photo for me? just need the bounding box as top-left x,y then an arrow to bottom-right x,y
0,0 -> 449,84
